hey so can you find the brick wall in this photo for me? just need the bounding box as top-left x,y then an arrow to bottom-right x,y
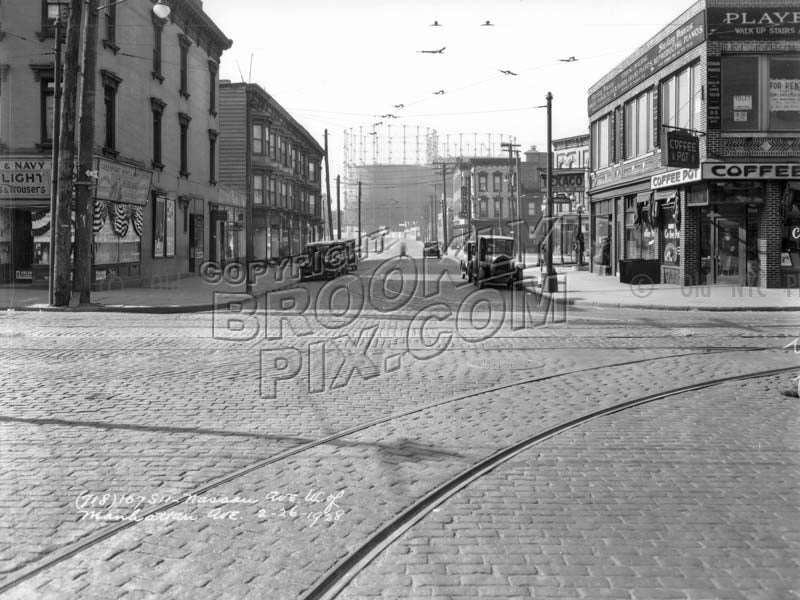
759,183 -> 783,288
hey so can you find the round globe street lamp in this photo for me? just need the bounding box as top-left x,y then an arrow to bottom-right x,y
152,0 -> 171,19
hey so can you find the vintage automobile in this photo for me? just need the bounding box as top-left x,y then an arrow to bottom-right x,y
342,238 -> 358,272
423,241 -> 441,258
459,240 -> 476,281
299,241 -> 348,280
471,234 -> 521,288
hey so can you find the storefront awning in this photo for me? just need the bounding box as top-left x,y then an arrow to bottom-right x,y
636,192 -> 652,204
654,189 -> 679,202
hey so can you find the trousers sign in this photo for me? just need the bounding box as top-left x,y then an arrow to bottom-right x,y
703,163 -> 800,179
662,130 -> 699,169
651,168 -> 701,189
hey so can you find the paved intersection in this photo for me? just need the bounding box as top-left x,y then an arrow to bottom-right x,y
1,258 -> 798,599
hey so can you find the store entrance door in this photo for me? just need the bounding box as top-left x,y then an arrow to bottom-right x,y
209,210 -> 227,266
699,206 -> 748,286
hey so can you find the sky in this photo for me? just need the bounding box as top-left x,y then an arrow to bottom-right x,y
201,0 -> 695,176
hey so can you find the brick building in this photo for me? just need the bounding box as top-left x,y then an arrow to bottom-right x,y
0,0 -> 231,287
587,0 -> 799,288
217,82 -> 324,263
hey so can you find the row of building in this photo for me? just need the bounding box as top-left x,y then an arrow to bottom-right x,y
0,0 -> 324,287
444,0 -> 799,290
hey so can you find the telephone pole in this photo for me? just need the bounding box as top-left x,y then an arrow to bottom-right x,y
75,0 -> 98,305
435,162 -> 448,249
48,6 -> 66,305
53,0 -> 83,306
500,140 -> 520,240
324,130 -> 333,240
357,180 -> 362,256
544,92 -> 558,293
336,174 -> 341,240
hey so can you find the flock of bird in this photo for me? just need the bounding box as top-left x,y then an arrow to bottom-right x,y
370,19 -> 579,126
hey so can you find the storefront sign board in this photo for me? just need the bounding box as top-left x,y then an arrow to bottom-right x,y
0,158 -> 51,199
651,168 -> 701,189
707,56 -> 722,129
588,11 -> 705,114
707,7 -> 800,40
703,163 -> 800,179
95,157 -> 152,206
542,170 -> 585,192
662,130 -> 700,169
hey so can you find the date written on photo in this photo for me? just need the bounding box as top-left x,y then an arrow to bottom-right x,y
74,488 -> 346,528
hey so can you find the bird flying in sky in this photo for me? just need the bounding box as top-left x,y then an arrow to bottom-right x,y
430,20 -> 442,26
433,90 -> 446,95
481,20 -> 494,26
393,104 -> 405,109
380,114 -> 398,119
498,69 -> 517,76
418,47 -> 446,54
372,121 -> 383,127
559,56 -> 578,62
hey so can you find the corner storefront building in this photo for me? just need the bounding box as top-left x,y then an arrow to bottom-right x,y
586,0 -> 799,289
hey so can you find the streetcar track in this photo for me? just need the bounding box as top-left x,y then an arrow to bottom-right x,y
0,347 -> 786,594
300,365 -> 799,600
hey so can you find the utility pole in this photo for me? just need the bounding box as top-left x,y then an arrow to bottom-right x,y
48,7 -> 66,306
75,0 -> 98,305
501,141 -> 520,250
515,150 -> 523,263
357,180 -> 362,257
336,174 -> 341,240
324,129 -> 333,240
435,162 -> 448,249
544,92 -> 558,293
53,0 -> 83,306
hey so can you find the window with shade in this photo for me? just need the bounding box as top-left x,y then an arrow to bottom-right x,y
590,115 -> 610,169
662,63 -> 702,131
624,89 -> 653,159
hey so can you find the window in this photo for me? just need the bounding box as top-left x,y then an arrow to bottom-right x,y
208,129 -> 218,184
41,76 -> 55,144
150,97 -> 165,169
623,195 -> 656,260
270,132 -> 277,159
624,89 -> 653,159
253,124 -> 265,154
722,55 -> 800,132
309,161 -> 317,182
493,198 -> 502,217
591,115 -> 610,169
253,174 -> 264,204
208,61 -> 217,115
102,3 -> 117,53
280,181 -> 287,207
179,35 -> 191,98
101,70 -> 121,154
153,195 -> 176,258
528,202 -> 537,217
492,173 -> 502,192
478,199 -> 488,217
310,193 -> 317,215
478,172 -> 488,192
178,112 -> 191,177
662,63 -> 701,131
268,176 -> 276,205
152,16 -> 164,82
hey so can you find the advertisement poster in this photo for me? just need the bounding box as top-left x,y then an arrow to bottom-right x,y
153,195 -> 165,257
165,198 -> 176,257
733,95 -> 752,110
769,79 -> 800,112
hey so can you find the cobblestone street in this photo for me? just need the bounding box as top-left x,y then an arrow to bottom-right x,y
1,258 -> 799,599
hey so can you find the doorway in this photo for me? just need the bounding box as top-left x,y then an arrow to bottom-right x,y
699,206 -> 755,286
209,210 -> 227,265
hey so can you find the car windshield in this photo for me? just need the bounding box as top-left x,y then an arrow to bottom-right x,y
484,239 -> 514,255
425,242 -> 438,248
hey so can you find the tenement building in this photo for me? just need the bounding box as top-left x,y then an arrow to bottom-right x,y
587,0 -> 799,289
0,0 -> 231,287
218,82 -> 324,262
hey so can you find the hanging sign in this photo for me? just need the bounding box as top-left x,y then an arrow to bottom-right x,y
95,157 -> 152,206
662,130 -> 699,169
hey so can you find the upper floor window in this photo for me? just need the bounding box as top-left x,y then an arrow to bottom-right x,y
152,15 -> 164,82
41,76 -> 55,145
624,88 -> 653,159
268,176 -> 277,205
492,172 -> 503,192
178,112 -> 191,177
102,3 -> 118,53
150,97 -> 166,169
253,124 -> 265,155
662,63 -> 701,132
722,55 -> 800,132
270,132 -> 277,159
309,161 -> 317,182
101,70 -> 122,155
478,172 -> 488,192
208,129 -> 218,184
208,61 -> 217,115
493,198 -> 502,217
478,198 -> 488,217
179,35 -> 191,99
253,174 -> 264,204
591,114 -> 610,169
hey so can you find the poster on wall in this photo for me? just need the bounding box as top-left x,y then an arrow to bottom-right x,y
165,198 -> 175,257
153,196 -> 165,257
770,79 -> 800,112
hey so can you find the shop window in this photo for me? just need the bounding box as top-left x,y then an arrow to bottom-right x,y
208,129 -> 217,185
662,63 -> 701,131
623,196 -> 657,260
151,16 -> 164,82
179,35 -> 191,99
591,114 -> 610,169
152,195 -> 175,258
624,89 -> 653,159
150,97 -> 165,169
478,172 -> 488,192
178,112 -> 191,178
722,55 -> 800,132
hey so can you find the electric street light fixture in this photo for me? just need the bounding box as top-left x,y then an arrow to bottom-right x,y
543,92 -> 558,293
576,203 -> 585,267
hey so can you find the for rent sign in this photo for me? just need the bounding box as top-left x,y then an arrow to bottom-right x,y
702,163 -> 800,179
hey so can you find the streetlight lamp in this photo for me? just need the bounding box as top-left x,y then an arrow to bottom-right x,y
543,92 -> 558,293
576,203 -> 585,267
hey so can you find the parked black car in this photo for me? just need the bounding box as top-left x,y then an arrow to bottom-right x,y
423,241 -> 441,258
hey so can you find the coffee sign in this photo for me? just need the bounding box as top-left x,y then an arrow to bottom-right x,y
703,163 -> 800,179
662,130 -> 699,169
